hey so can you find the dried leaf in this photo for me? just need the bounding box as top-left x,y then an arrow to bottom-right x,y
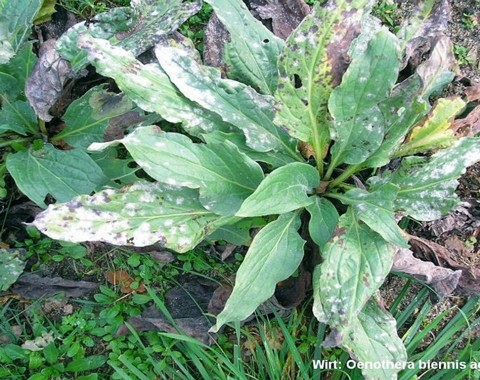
25,39 -> 72,121
203,14 -> 230,68
409,236 -> 480,295
12,274 -> 98,299
106,270 -> 145,294
392,247 -> 461,298
465,84 -> 480,103
251,0 -> 310,40
452,105 -> 480,137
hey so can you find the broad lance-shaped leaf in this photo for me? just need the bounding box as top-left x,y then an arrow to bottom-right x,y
373,137 -> 480,221
76,34 -> 226,137
312,208 -> 394,330
394,97 -> 465,157
306,196 -> 339,249
203,130 -> 296,169
363,35 -> 454,168
329,28 -> 402,167
0,44 -> 38,135
340,298 -> 407,379
32,181 -> 234,253
155,46 -> 300,159
90,126 -> 264,216
57,0 -> 201,71
236,162 -> 319,217
331,183 -> 409,248
204,0 -> 283,95
211,212 -> 305,332
6,144 -> 107,208
52,85 -> 133,148
274,0 -> 373,159
0,0 -> 42,63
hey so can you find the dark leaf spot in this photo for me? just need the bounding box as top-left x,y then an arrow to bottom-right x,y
293,74 -> 302,89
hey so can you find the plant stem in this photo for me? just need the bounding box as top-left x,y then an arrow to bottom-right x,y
328,164 -> 362,189
38,119 -> 48,136
0,137 -> 30,148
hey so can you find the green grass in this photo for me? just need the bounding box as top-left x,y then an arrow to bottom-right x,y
59,0 -> 131,19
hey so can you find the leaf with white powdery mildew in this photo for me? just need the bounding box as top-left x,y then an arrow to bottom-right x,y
375,137 -> 480,221
0,0 -> 42,63
340,298 -> 407,379
76,34 -> 227,137
155,45 -> 299,158
57,0 -> 201,71
329,28 -> 402,167
332,183 -> 409,248
90,126 -> 264,216
32,181 -> 234,252
312,208 -> 394,331
205,0 -> 284,95
236,162 -> 319,217
6,144 -> 107,208
211,212 -> 305,332
274,0 -> 373,158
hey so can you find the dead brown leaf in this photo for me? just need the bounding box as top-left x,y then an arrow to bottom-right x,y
106,270 -> 145,294
452,104 -> 480,137
409,236 -> 480,295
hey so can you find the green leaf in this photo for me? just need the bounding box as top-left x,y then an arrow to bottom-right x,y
0,43 -> 37,100
76,34 -> 226,137
205,0 -> 283,95
90,126 -> 264,216
206,217 -> 266,246
0,98 -> 37,135
0,0 -> 42,63
312,208 -> 394,330
34,0 -> 57,25
42,343 -> 58,365
202,130 -> 296,169
57,0 -> 201,71
332,183 -> 409,248
274,0 -> 373,162
89,146 -> 139,187
33,181 -> 234,252
236,162 -> 319,217
394,97 -> 465,157
377,137 -> 480,221
155,45 -> 299,159
52,85 -> 133,148
211,212 -> 305,332
65,355 -> 106,372
6,144 -> 107,208
329,28 -> 402,167
0,249 -> 26,291
340,298 -> 407,379
305,197 -> 339,249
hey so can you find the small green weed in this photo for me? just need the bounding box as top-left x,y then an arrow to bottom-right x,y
179,3 -> 213,53
59,0 -> 131,19
461,12 -> 477,31
454,44 -> 474,65
373,0 -> 400,29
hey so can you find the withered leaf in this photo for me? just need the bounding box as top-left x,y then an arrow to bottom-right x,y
12,273 -> 98,299
250,0 -> 310,40
392,247 -> 461,298
409,236 -> 480,296
25,39 -> 74,121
